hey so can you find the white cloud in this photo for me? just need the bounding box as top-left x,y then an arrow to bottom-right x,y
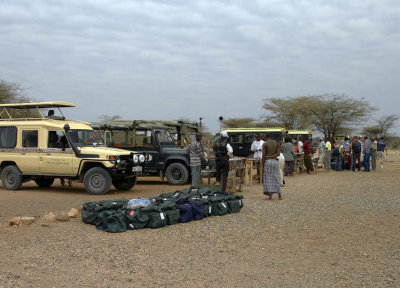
0,0 -> 399,133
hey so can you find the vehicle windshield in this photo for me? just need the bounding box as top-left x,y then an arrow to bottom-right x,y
67,129 -> 104,147
154,129 -> 175,147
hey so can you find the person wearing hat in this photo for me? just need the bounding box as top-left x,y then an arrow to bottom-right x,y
187,133 -> 207,189
213,130 -> 233,193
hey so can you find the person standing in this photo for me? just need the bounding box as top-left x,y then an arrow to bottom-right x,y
250,134 -> 264,159
351,136 -> 362,171
187,133 -> 207,189
213,131 -> 233,193
282,137 -> 295,176
262,134 -> 281,200
333,140 -> 343,171
362,136 -> 371,172
318,138 -> 325,166
277,152 -> 285,186
323,138 -> 332,170
342,137 -> 351,170
251,134 -> 264,181
370,137 -> 378,171
297,137 -> 304,164
303,139 -> 315,174
377,137 -> 387,169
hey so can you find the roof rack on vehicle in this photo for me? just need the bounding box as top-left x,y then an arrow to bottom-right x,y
0,101 -> 75,121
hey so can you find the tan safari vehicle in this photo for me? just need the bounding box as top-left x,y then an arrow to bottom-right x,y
0,102 -> 146,195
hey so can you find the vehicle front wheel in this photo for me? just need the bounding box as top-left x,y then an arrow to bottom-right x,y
83,167 -> 112,195
1,165 -> 23,190
165,163 -> 189,185
112,176 -> 137,191
35,178 -> 55,188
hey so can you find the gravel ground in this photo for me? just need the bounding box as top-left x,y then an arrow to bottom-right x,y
1,153 -> 399,288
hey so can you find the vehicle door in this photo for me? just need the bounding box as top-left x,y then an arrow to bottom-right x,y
133,129 -> 160,173
19,128 -> 40,173
39,130 -> 74,175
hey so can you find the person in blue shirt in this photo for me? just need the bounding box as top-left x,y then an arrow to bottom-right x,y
376,137 -> 387,169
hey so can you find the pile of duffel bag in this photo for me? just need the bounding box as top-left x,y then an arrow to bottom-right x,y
81,186 -> 244,233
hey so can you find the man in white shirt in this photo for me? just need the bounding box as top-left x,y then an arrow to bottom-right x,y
297,137 -> 304,164
251,134 -> 264,159
297,137 -> 304,154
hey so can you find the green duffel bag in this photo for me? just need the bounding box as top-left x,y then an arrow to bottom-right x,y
147,211 -> 167,228
95,209 -> 127,233
165,208 -> 180,225
210,199 -> 229,216
227,199 -> 242,213
98,198 -> 129,210
82,201 -> 100,225
126,209 -> 150,230
198,185 -> 221,195
82,198 -> 129,226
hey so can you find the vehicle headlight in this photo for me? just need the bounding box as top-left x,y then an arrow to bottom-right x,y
139,154 -> 145,163
133,155 -> 139,163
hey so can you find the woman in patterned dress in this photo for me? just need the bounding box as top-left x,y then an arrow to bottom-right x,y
262,134 -> 282,200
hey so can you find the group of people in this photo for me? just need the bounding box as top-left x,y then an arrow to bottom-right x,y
187,131 -> 233,194
319,136 -> 387,172
187,131 -> 388,202
187,131 -> 283,200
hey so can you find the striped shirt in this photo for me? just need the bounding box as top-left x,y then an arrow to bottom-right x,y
187,140 -> 205,167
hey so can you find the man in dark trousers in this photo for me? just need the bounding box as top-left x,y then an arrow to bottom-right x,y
303,139 -> 315,174
351,136 -> 362,171
213,131 -> 233,193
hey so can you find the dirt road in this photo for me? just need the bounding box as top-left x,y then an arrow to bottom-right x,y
1,154 -> 399,287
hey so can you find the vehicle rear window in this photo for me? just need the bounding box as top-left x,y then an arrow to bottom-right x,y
0,126 -> 17,148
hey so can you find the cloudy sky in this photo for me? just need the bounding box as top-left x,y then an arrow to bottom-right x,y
1,0 -> 399,134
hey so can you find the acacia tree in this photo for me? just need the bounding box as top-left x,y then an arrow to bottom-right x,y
376,114 -> 399,138
362,114 -> 399,138
306,94 -> 375,140
0,80 -> 29,103
262,96 -> 311,129
98,114 -> 121,122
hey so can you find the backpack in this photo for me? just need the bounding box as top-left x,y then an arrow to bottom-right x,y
332,147 -> 340,156
352,141 -> 361,153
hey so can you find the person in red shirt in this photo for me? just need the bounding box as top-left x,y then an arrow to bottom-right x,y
303,140 -> 315,174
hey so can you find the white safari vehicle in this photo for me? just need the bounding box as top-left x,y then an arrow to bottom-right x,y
0,102 -> 146,195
